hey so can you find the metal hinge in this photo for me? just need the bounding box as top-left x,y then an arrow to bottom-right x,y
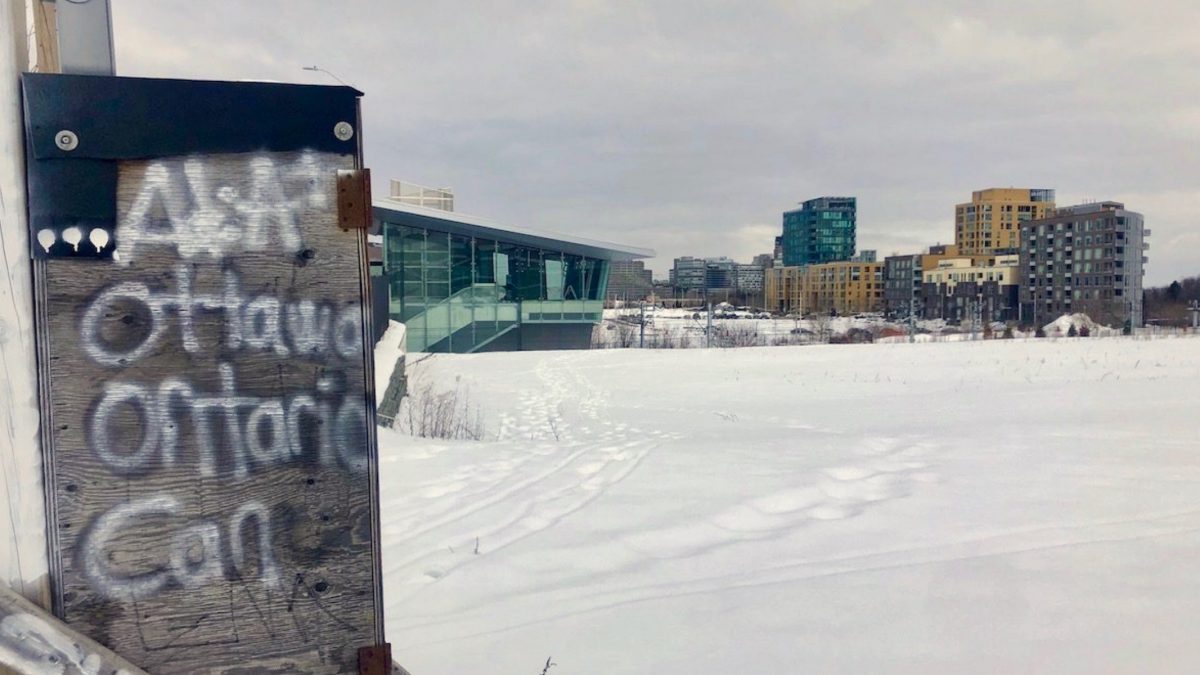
338,168 -> 372,230
357,642 -> 392,675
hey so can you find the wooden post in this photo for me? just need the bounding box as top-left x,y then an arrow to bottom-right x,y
29,1 -> 58,74
0,0 -> 51,610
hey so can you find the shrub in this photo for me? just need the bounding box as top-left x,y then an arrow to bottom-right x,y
399,380 -> 486,440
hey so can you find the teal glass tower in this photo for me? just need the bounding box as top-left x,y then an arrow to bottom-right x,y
781,197 -> 857,266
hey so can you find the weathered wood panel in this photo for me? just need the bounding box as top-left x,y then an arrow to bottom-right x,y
36,151 -> 382,673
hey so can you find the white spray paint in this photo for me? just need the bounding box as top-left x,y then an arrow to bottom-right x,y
80,265 -> 363,367
88,363 -> 368,479
229,502 -> 280,589
116,152 -> 327,265
80,496 -> 282,601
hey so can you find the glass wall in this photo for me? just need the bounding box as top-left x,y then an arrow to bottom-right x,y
383,223 -> 609,352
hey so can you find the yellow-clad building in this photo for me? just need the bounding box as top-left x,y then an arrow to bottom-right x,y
955,188 -> 1055,255
765,260 -> 884,315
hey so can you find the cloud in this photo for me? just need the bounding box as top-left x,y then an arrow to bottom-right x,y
111,0 -> 1200,285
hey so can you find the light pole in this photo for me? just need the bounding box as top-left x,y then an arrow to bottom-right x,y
302,65 -> 354,88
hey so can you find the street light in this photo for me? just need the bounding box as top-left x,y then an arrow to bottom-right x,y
301,65 -> 353,88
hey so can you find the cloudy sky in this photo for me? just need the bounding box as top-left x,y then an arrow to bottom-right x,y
112,1 -> 1198,284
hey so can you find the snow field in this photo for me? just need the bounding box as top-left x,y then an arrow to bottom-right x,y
380,337 -> 1200,674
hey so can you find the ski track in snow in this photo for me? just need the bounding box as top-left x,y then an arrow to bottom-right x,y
383,352 -> 953,636
382,355 -> 670,595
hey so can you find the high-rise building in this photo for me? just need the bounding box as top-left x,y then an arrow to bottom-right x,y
733,263 -> 764,293
1019,201 -> 1148,327
752,253 -> 774,270
955,188 -> 1055,255
670,256 -> 708,293
781,197 -> 857,266
704,257 -> 736,290
607,260 -> 654,301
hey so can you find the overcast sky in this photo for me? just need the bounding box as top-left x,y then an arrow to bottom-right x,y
112,1 -> 1198,284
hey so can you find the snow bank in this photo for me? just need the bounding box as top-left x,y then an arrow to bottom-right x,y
373,320 -> 406,406
1042,312 -> 1098,336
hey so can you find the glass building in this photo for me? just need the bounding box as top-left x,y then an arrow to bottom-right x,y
375,201 -> 653,353
781,196 -> 857,267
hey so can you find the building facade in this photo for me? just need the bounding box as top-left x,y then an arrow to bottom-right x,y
884,253 -> 924,318
704,257 -> 736,291
765,260 -> 883,316
670,256 -> 708,293
1018,201 -> 1148,327
377,201 -> 652,352
734,263 -> 765,293
955,188 -> 1055,256
920,255 -> 1020,323
607,259 -> 654,302
389,180 -> 455,212
781,196 -> 857,266
882,245 -> 967,318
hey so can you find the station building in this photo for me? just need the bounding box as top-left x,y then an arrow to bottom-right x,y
374,200 -> 653,353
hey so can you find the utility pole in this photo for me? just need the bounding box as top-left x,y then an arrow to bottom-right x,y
706,301 -> 713,348
638,300 -> 645,348
908,296 -> 916,343
1,0 -> 50,608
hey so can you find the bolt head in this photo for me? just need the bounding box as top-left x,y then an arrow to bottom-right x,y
55,130 -> 79,151
334,122 -> 354,141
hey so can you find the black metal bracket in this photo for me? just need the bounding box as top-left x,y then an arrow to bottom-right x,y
21,73 -> 363,259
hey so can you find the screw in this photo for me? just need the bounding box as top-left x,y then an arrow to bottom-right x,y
55,130 -> 78,151
334,121 -> 354,141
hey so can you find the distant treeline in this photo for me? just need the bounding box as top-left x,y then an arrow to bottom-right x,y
1144,276 -> 1200,325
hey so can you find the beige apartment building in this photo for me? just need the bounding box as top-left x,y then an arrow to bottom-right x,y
923,254 -> 1021,289
955,188 -> 1055,255
765,260 -> 884,315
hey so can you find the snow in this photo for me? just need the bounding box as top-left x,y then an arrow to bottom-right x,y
380,337 -> 1200,674
374,319 -> 407,404
1043,313 -> 1111,337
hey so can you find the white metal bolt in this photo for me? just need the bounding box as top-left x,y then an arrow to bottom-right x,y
55,130 -> 79,151
334,122 -> 354,141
